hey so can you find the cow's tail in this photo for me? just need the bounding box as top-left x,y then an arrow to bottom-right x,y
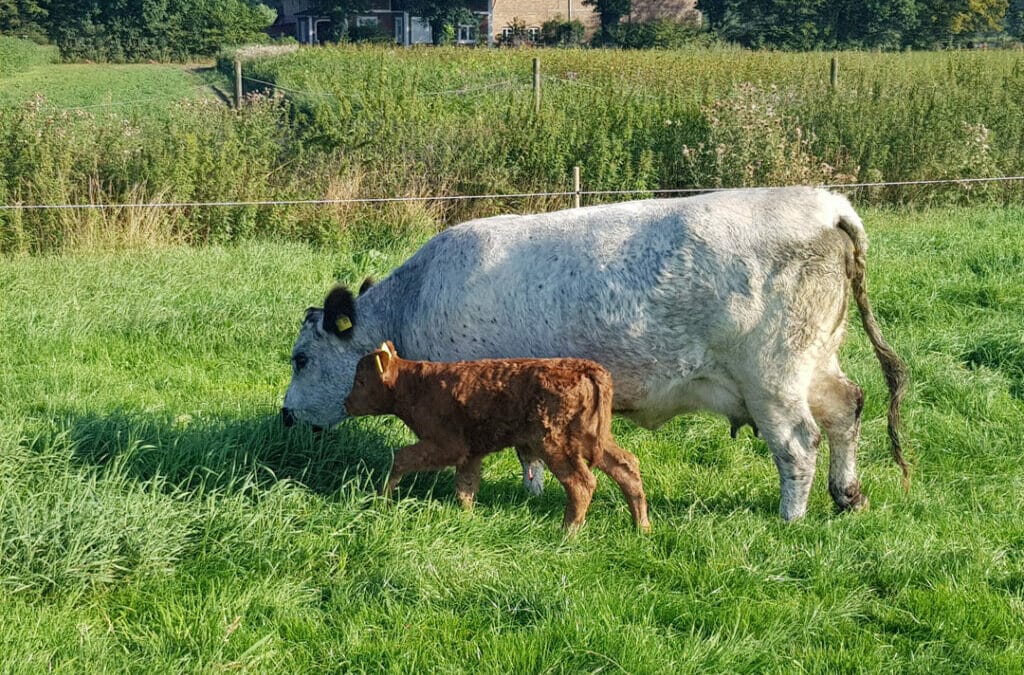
834,196 -> 911,491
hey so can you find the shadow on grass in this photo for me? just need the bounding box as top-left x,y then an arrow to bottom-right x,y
43,409 -> 569,520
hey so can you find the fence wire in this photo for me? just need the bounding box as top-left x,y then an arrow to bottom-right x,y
1,176 -> 1023,212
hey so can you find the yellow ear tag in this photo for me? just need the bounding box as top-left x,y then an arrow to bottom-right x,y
335,315 -> 353,332
374,354 -> 384,374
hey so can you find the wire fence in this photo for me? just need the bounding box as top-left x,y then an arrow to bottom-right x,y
1,175 -> 1023,212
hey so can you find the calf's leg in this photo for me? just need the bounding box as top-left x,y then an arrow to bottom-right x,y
383,439 -> 468,499
544,446 -> 598,531
594,442 -> 650,531
454,455 -> 483,509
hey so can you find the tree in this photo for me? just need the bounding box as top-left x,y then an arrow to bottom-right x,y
0,0 -> 48,42
401,0 -> 476,44
902,0 -> 1008,46
44,0 -> 276,61
698,0 -> 950,49
1008,0 -> 1024,37
583,0 -> 632,43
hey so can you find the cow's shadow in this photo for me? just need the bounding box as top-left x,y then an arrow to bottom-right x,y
50,409 -> 567,520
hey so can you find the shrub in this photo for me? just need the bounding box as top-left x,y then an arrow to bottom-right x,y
604,18 -> 706,49
541,17 -> 586,46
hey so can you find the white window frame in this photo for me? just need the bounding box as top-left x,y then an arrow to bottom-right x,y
457,24 -> 476,43
355,15 -> 379,28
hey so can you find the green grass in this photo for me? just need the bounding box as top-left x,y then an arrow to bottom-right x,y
0,62 -> 218,112
0,37 -> 59,79
1,204 -> 1023,671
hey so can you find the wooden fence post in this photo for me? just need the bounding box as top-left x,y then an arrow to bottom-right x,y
830,55 -> 838,90
234,59 -> 243,109
533,57 -> 541,115
573,166 -> 581,209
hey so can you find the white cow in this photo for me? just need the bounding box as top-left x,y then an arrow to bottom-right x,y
282,187 -> 909,520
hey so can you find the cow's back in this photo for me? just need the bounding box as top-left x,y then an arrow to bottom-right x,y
376,187 -> 855,426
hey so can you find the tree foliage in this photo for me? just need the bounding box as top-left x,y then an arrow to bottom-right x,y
0,0 -> 49,43
698,0 -> 1010,49
12,0 -> 275,60
583,0 -> 632,42
1008,0 -> 1024,36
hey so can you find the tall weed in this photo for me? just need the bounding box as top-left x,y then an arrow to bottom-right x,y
4,47 -> 1024,253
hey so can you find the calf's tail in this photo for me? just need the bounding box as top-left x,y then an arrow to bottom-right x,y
834,198 -> 911,491
586,365 -> 616,442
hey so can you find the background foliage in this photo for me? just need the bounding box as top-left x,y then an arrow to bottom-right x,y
4,46 -> 1024,254
1,0 -> 276,60
697,0 -> 1012,49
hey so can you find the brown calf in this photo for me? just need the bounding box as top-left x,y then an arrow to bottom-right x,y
344,341 -> 650,531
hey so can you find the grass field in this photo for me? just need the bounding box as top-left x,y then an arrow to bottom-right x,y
0,62 -> 220,112
1,203 -> 1023,671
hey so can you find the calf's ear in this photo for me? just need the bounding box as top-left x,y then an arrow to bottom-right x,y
384,340 -> 398,357
323,286 -> 356,339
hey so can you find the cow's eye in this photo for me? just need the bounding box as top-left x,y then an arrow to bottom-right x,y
293,354 -> 309,371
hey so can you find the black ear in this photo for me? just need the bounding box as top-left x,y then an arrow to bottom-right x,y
358,277 -> 374,296
322,286 -> 356,339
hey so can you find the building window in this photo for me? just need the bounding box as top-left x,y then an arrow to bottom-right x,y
526,27 -> 540,41
501,27 -> 513,40
457,24 -> 476,43
355,15 -> 378,27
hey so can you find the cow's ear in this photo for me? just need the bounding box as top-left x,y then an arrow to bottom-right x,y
322,286 -> 356,339
358,277 -> 374,296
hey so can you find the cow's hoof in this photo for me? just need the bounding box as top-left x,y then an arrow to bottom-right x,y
836,492 -> 869,513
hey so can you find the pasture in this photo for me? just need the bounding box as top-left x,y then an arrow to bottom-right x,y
2,204 -> 1023,671
0,60 -> 216,112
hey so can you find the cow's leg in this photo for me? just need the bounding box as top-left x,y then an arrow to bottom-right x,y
810,362 -> 868,513
746,396 -> 821,521
594,442 -> 650,531
515,447 -> 545,496
454,455 -> 483,510
382,439 -> 468,499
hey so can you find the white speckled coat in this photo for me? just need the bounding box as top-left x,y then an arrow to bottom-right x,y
283,187 -> 908,520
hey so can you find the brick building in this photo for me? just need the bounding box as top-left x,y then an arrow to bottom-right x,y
266,0 -> 695,46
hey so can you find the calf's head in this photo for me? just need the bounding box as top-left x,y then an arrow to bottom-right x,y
344,341 -> 399,417
281,284 -> 372,429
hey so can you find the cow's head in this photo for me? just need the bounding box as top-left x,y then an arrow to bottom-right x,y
281,282 -> 374,429
344,341 -> 399,417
